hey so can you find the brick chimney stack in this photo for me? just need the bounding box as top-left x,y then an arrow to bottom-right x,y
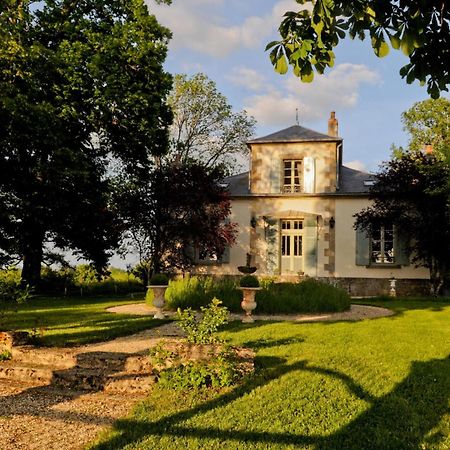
328,111 -> 338,137
424,143 -> 433,155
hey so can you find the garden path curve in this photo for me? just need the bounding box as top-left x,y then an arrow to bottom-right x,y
107,303 -> 394,322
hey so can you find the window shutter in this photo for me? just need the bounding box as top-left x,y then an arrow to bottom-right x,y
303,157 -> 315,193
304,217 -> 317,274
394,229 -> 410,266
185,243 -> 196,262
270,162 -> 281,193
266,218 -> 279,274
355,227 -> 370,266
218,246 -> 230,264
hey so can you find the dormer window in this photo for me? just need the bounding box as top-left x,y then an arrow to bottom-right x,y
283,159 -> 303,193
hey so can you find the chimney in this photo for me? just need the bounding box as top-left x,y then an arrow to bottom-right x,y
424,143 -> 433,155
328,111 -> 338,137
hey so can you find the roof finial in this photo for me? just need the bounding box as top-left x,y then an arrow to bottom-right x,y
295,108 -> 299,125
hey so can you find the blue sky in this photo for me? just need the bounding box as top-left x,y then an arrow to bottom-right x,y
147,0 -> 436,173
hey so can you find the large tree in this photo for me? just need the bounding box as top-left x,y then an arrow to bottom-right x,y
0,0 -> 173,286
268,1 -> 450,98
399,98 -> 450,162
166,73 -> 256,174
115,163 -> 236,284
354,151 -> 450,295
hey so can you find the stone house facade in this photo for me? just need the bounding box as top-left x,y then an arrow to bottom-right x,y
193,113 -> 430,296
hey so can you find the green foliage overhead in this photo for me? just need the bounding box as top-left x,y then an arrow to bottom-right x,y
268,1 -> 450,98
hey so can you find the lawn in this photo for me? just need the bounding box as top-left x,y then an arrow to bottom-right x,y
90,298 -> 450,450
3,295 -> 165,347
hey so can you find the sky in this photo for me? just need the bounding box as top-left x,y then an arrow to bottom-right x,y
146,0 -> 436,173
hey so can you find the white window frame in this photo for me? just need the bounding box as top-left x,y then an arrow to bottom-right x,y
370,223 -> 395,264
283,159 -> 303,193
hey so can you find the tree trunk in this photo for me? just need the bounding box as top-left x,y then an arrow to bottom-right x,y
429,257 -> 445,296
21,228 -> 44,288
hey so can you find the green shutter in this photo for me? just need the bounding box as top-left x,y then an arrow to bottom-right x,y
394,229 -> 410,266
266,218 -> 279,274
185,243 -> 196,263
270,162 -> 281,193
355,227 -> 370,266
219,246 -> 230,264
303,217 -> 317,274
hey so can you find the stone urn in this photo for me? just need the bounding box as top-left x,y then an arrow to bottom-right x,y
238,287 -> 262,323
147,285 -> 168,319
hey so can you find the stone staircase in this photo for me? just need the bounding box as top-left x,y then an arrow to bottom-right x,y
0,346 -> 155,394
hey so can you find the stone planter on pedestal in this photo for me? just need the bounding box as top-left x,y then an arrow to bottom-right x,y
238,287 -> 262,323
147,285 -> 168,319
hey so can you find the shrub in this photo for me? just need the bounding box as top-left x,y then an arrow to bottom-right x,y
166,276 -> 241,311
0,268 -> 30,331
156,351 -> 240,390
149,273 -> 169,286
256,278 -> 350,313
239,275 -> 260,288
0,349 -> 12,361
165,276 -> 350,314
176,298 -> 229,344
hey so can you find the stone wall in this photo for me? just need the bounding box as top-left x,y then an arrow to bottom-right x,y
318,277 -> 431,297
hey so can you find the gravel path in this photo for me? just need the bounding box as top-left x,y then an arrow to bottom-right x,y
108,303 -> 394,323
0,303 -> 393,450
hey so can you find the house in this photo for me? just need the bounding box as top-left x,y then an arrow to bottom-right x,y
193,112 -> 430,296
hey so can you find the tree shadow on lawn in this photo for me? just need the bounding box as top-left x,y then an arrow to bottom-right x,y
92,355 -> 450,450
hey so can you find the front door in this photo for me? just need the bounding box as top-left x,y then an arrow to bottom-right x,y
281,219 -> 303,273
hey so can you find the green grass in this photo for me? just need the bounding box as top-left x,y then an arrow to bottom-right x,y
2,295 -> 165,347
90,299 -> 450,450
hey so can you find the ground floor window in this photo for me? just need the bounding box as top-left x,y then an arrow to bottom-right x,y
371,223 -> 395,264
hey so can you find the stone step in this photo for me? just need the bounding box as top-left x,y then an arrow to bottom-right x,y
52,367 -> 155,393
11,348 -> 151,372
11,347 -> 77,369
0,362 -> 54,385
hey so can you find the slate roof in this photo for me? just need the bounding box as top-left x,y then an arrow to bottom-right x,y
339,166 -> 375,194
223,166 -> 375,196
248,125 -> 342,144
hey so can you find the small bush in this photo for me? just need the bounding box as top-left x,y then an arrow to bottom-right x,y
0,349 -> 12,361
176,298 -> 229,344
166,276 -> 241,311
149,273 -> 169,286
0,269 -> 30,330
156,351 -> 240,390
239,275 -> 260,288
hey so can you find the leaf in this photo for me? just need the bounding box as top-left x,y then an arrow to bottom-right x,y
301,71 -> 314,83
389,34 -> 401,50
265,41 -> 279,51
275,54 -> 289,74
376,41 -> 390,58
400,34 -> 415,56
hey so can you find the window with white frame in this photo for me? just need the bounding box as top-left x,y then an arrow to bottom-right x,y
283,160 -> 302,193
371,223 -> 395,264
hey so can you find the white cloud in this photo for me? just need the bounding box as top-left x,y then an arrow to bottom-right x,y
345,160 -> 369,172
227,67 -> 268,91
148,0 -> 296,57
244,63 -> 381,126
